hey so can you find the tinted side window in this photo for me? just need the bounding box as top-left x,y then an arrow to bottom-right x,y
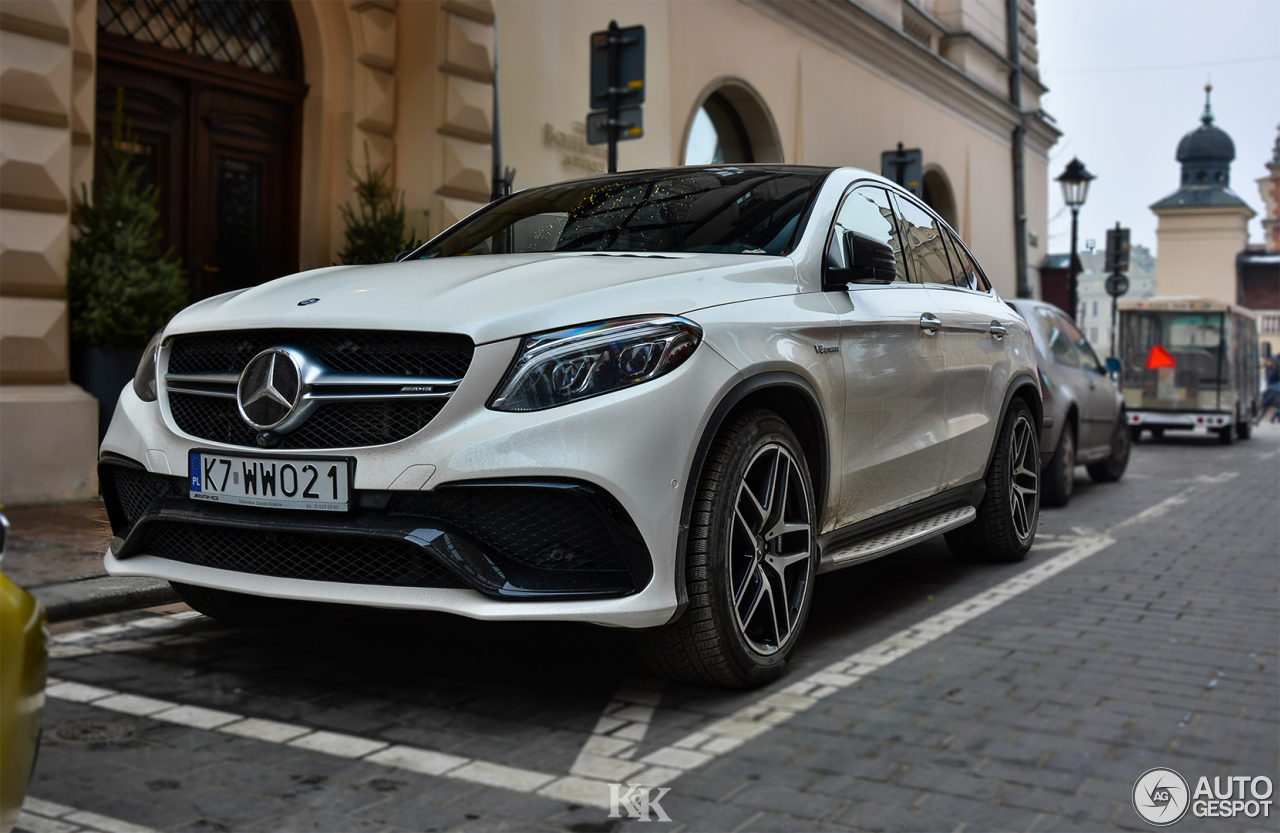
892,195 -> 953,285
939,228 -> 968,287
945,229 -> 990,292
828,186 -> 909,281
1035,307 -> 1081,368
1056,312 -> 1102,373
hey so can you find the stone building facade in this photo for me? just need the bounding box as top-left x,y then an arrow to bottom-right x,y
0,0 -> 1056,504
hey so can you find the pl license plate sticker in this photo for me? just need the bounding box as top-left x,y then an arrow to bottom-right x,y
189,451 -> 349,511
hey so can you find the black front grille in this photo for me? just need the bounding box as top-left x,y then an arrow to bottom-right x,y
168,393 -> 445,449
100,462 -> 187,535
389,489 -> 629,573
167,330 -> 474,379
138,522 -> 469,589
165,329 -> 470,449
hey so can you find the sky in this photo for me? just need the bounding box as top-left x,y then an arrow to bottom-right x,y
1036,0 -> 1279,258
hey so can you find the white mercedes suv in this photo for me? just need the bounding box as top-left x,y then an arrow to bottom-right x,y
102,166 -> 1041,687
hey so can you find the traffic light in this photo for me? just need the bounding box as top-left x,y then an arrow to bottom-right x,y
1105,224 -> 1130,274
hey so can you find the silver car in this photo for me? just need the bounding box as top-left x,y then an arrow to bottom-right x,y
1008,299 -> 1129,506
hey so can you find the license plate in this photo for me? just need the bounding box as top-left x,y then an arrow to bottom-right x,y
188,451 -> 351,511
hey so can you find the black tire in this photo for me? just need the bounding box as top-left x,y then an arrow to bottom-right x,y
1150,427 -> 1164,440
1218,424 -> 1235,445
1087,413 -> 1131,483
1236,418 -> 1252,440
1129,426 -> 1143,443
171,582 -> 309,627
633,409 -> 817,688
945,399 -> 1040,563
1041,425 -> 1075,507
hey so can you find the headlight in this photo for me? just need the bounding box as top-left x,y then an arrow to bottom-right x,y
133,328 -> 165,402
490,316 -> 702,412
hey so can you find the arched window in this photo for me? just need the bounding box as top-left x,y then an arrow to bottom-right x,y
922,167 -> 957,229
683,80 -> 782,165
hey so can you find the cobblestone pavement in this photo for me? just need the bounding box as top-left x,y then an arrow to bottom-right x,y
22,425 -> 1279,833
4,499 -> 112,587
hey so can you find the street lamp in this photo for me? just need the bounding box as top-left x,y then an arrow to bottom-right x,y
1057,157 -> 1096,325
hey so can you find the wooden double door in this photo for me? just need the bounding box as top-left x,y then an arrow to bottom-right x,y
96,38 -> 306,302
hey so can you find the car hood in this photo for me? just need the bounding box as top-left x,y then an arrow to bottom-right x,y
167,252 -> 799,344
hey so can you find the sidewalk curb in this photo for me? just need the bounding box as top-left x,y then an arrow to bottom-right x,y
32,576 -> 179,623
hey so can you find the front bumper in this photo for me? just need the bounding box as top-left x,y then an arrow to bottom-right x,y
101,337 -> 743,628
1127,410 -> 1233,430
102,459 -> 651,599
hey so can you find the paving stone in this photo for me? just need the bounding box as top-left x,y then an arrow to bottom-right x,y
28,432 -> 1279,833
353,797 -> 473,831
727,784 -> 846,821
836,801 -> 959,833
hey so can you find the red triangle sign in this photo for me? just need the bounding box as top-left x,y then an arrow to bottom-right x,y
1146,344 -> 1177,369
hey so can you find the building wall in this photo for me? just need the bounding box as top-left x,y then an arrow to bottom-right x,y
1153,207 -> 1254,305
0,0 -> 99,504
496,0 -> 1056,299
293,0 -> 496,269
0,0 -> 1051,503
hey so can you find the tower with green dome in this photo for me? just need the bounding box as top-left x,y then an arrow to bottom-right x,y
1151,85 -> 1256,304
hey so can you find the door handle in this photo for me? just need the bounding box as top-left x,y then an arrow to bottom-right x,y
919,313 -> 941,335
989,321 -> 1006,339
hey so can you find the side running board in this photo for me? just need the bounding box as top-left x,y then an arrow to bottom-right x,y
818,505 -> 977,573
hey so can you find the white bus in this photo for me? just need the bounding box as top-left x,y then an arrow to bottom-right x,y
1118,297 -> 1260,444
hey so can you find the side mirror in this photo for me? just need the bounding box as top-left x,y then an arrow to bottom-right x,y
1105,357 -> 1122,374
825,231 -> 896,287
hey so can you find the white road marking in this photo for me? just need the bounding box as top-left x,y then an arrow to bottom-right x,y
565,673 -> 664,784
1113,484 -> 1200,529
45,678 -> 562,797
18,796 -> 161,833
46,480 -> 1232,811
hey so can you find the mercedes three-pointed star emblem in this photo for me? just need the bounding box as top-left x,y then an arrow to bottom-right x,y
237,348 -> 303,430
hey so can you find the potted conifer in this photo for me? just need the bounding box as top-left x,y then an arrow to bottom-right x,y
68,90 -> 187,437
338,144 -> 424,264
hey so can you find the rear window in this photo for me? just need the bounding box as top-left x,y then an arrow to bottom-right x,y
413,168 -> 828,259
1121,311 -> 1225,408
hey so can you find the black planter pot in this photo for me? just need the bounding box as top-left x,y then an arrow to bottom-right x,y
71,346 -> 144,440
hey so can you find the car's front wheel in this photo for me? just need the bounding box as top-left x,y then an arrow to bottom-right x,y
946,398 -> 1040,562
634,409 -> 817,688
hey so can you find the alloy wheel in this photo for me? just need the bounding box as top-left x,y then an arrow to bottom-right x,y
1009,413 -> 1040,542
728,443 -> 814,656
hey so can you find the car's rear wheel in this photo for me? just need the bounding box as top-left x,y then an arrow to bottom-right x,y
1041,425 -> 1075,507
1235,417 -> 1252,441
171,582 -> 308,627
1218,424 -> 1235,445
1087,413 -> 1130,483
945,399 -> 1039,563
634,409 -> 816,688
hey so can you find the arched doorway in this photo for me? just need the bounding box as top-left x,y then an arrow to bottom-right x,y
921,167 -> 957,229
683,79 -> 783,165
95,0 -> 307,301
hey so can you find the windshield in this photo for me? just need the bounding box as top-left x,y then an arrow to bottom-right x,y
412,167 -> 828,259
